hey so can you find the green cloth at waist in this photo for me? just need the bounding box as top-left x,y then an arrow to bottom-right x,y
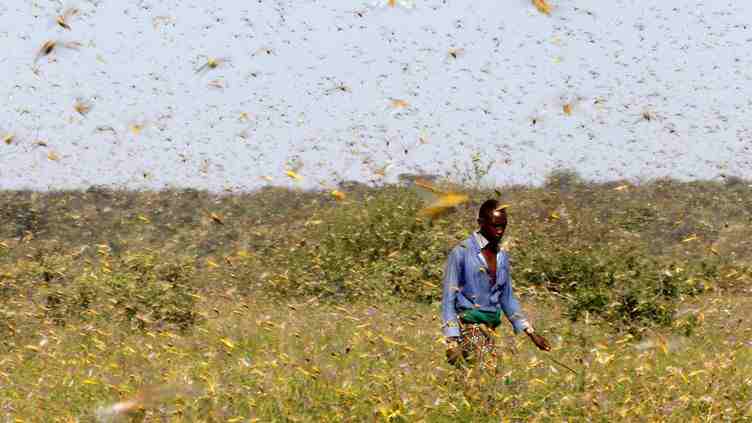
459,309 -> 502,328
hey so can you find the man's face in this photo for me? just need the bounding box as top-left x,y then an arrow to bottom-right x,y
479,210 -> 507,243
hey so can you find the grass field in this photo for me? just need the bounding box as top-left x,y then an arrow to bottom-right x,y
3,288 -> 752,421
1,174 -> 752,421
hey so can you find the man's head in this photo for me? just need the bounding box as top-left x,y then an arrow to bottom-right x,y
477,199 -> 508,244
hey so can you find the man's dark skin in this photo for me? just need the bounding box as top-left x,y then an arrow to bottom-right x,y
465,208 -> 551,352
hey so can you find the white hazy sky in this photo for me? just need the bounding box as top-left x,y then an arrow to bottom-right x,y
1,0 -> 751,192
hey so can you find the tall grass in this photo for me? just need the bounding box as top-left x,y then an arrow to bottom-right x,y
1,174 -> 751,420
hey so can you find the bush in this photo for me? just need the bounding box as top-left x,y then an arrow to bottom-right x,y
299,188 -> 428,299
0,200 -> 47,238
267,184 -> 713,332
0,180 -> 744,337
514,234 -> 706,331
103,251 -> 200,330
274,187 -> 462,303
543,168 -> 585,193
32,251 -> 200,331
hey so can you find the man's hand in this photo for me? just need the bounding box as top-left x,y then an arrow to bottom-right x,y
525,328 -> 551,351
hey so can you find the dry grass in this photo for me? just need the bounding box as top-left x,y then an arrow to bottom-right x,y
1,292 -> 751,421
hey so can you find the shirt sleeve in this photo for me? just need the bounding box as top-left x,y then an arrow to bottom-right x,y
499,253 -> 531,334
441,246 -> 462,337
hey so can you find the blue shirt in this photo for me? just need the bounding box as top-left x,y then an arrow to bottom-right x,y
441,232 -> 530,337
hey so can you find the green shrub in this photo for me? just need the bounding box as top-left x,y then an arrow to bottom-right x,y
293,188 -> 428,299
277,187 -> 461,302
543,168 -> 585,193
265,184 -> 712,332
0,200 -> 47,238
2,247 -> 73,310
0,180 -> 744,338
513,233 -> 705,331
620,205 -> 658,232
104,251 -> 200,330
30,251 -> 200,331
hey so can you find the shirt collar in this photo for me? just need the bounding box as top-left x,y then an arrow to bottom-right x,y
473,231 -> 490,250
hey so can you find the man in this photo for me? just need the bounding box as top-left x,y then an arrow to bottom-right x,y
442,199 -> 550,368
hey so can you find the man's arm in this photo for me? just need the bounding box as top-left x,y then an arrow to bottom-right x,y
498,253 -> 531,334
441,247 -> 462,338
499,253 -> 551,351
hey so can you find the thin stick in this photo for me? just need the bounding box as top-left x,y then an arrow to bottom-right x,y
546,354 -> 578,374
